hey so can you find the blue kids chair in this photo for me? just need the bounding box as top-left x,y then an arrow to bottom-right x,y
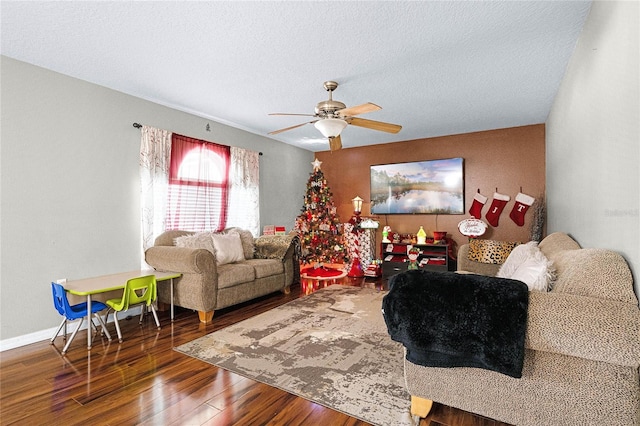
50,282 -> 112,354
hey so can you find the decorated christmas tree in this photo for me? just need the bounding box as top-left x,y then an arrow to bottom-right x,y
295,158 -> 347,265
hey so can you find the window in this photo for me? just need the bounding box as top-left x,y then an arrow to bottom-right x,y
165,134 -> 230,232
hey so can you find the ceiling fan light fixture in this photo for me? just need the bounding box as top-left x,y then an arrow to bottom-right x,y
314,118 -> 347,138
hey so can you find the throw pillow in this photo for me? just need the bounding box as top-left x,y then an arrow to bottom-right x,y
224,227 -> 255,259
467,239 -> 519,264
174,232 -> 216,256
498,242 -> 556,291
211,231 -> 245,265
496,241 -> 539,278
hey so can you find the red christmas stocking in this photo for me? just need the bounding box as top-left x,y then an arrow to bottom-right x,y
510,192 -> 535,226
468,192 -> 487,219
485,192 -> 511,227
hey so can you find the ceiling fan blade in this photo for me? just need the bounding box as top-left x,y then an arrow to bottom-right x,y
337,102 -> 381,117
268,120 -> 316,135
269,112 -> 316,117
329,135 -> 342,151
347,117 -> 402,134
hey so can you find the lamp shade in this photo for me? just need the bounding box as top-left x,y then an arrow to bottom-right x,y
314,118 -> 347,138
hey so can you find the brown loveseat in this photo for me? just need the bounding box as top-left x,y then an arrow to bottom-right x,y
404,232 -> 640,425
145,228 -> 298,323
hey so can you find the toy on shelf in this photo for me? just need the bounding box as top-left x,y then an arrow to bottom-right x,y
382,226 -> 392,243
407,247 -> 420,270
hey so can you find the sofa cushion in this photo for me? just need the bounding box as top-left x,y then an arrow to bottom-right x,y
212,232 -> 245,265
538,232 -> 581,262
156,230 -> 193,247
552,249 -> 636,304
467,239 -> 519,264
244,258 -> 284,279
216,262 -> 255,288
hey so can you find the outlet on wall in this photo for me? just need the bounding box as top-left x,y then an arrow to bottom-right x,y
55,278 -> 67,284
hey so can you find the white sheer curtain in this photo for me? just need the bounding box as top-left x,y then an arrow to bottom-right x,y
226,147 -> 260,236
139,129 -> 259,265
140,126 -> 172,260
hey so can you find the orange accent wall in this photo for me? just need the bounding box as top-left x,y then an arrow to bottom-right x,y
315,124 -> 545,253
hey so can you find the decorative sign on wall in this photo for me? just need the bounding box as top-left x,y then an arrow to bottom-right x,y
457,218 -> 488,237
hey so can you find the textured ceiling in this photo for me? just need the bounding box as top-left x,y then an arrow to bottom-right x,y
1,1 -> 591,151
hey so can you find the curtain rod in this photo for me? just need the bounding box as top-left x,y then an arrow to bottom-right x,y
132,122 -> 263,155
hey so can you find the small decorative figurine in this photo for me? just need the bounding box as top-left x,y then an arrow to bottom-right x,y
417,226 -> 427,244
407,247 -> 420,270
382,226 -> 391,243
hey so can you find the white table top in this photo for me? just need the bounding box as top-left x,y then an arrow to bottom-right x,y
62,269 -> 180,296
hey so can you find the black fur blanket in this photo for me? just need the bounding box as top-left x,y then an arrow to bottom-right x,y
382,270 -> 529,378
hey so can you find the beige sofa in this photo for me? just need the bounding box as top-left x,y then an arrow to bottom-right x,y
145,228 -> 298,323
404,232 -> 640,425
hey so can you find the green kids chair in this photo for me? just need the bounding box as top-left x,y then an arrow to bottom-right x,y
104,275 -> 160,342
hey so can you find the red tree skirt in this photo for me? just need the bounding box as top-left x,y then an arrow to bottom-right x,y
300,265 -> 347,280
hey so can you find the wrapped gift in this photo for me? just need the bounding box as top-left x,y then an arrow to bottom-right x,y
263,225 -> 275,235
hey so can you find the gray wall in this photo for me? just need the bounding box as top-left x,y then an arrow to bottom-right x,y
0,56 -> 312,342
546,1 -> 639,298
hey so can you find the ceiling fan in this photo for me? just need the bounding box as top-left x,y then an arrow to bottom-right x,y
268,81 -> 402,151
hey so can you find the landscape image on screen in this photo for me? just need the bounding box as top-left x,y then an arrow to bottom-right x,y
370,157 -> 464,214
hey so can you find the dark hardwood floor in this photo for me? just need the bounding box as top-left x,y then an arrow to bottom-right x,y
1,277 -> 509,425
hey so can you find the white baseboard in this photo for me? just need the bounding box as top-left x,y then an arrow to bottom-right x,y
0,306 -> 144,352
0,328 -> 56,352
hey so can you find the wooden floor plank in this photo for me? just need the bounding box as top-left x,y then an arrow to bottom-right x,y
0,279 -> 511,425
138,372 -> 241,425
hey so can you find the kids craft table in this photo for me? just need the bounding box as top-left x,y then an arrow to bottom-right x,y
62,269 -> 181,350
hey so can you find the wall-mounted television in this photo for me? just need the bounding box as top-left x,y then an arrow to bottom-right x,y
370,157 -> 464,215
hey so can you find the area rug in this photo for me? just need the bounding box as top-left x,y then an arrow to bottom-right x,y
175,285 -> 414,426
